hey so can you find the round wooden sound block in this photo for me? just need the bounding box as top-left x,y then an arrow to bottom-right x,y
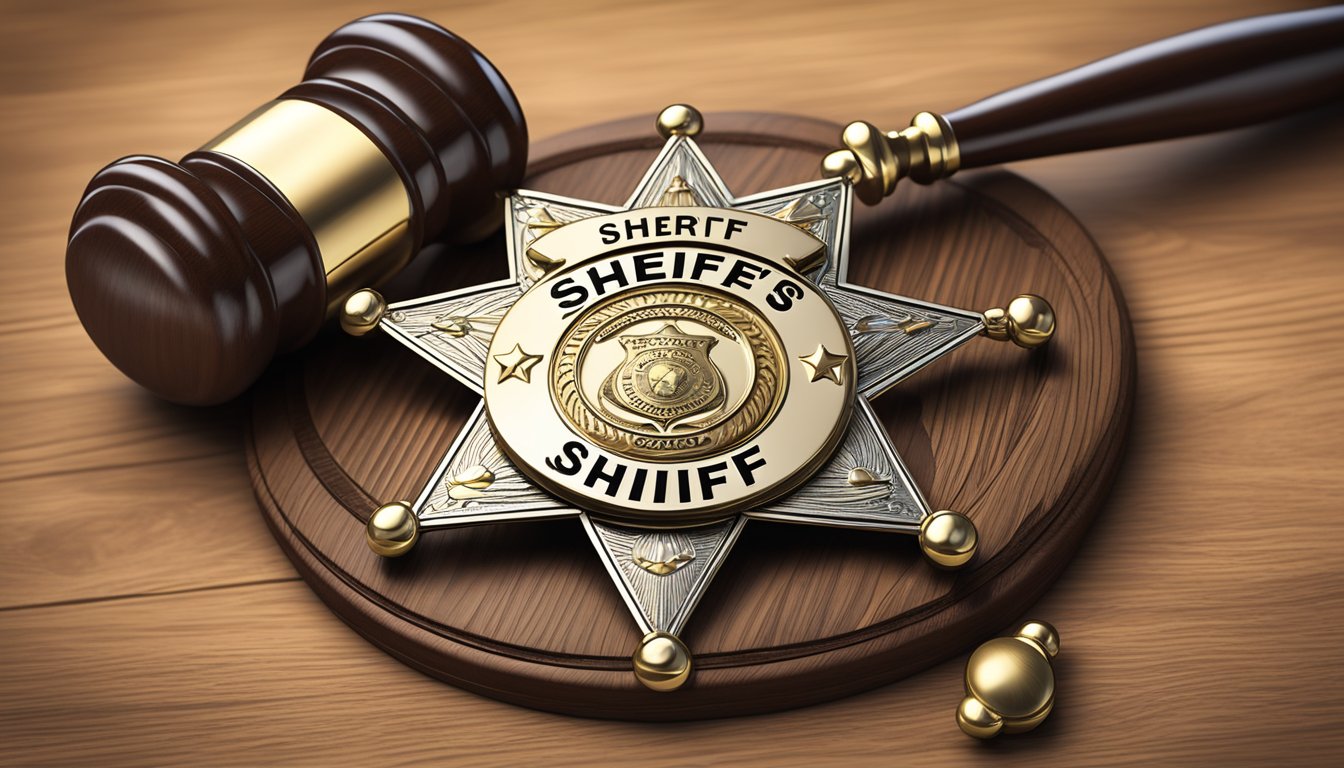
247,113 -> 1134,720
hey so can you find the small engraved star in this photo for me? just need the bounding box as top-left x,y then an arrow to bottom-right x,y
493,343 -> 542,383
799,344 -> 848,384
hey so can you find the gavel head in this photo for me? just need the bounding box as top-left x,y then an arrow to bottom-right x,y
65,14 -> 527,405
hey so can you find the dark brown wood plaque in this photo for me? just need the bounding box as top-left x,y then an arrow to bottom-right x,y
247,112 -> 1134,720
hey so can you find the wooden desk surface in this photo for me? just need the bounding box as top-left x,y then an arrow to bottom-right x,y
2,1 -> 1340,765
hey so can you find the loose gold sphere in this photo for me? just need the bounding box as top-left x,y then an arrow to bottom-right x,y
366,501 -> 418,557
966,637 -> 1055,721
1005,294 -> 1055,349
958,620 -> 1061,738
957,695 -> 1004,739
656,104 -> 703,138
633,631 -> 692,691
341,288 -> 387,337
919,510 -> 978,568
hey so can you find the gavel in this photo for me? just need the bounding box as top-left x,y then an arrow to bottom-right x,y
66,13 -> 526,404
66,8 -> 1343,405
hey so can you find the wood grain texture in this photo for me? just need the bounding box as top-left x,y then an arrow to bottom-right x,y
1,0 -> 1341,764
247,112 -> 1133,718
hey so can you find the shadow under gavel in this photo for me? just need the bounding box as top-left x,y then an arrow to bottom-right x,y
66,13 -> 527,405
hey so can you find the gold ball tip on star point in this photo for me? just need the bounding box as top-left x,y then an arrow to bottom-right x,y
340,288 -> 386,337
633,631 -> 692,691
656,104 -> 704,139
366,501 -> 418,557
1006,294 -> 1055,349
919,510 -> 977,568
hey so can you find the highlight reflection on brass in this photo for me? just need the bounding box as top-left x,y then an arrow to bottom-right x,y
633,631 -> 692,691
655,104 -> 704,139
340,289 -> 387,337
919,510 -> 978,568
203,99 -> 412,310
525,205 -> 565,234
959,621 -> 1060,738
432,315 -> 472,338
846,467 -> 885,487
799,344 -> 848,384
820,111 -> 961,206
493,344 -> 543,383
366,501 -> 419,557
982,295 -> 1056,349
446,465 -> 495,501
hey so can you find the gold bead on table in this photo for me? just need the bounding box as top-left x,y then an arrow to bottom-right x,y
633,631 -> 692,691
820,149 -> 863,186
656,104 -> 704,138
958,621 -> 1060,739
366,501 -> 419,557
340,288 -> 387,337
918,510 -> 978,568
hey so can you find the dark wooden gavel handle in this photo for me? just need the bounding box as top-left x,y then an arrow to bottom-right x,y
945,6 -> 1344,168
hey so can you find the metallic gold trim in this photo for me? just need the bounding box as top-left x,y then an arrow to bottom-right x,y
959,621 -> 1060,738
820,111 -> 961,205
340,288 -> 387,336
202,99 -> 413,310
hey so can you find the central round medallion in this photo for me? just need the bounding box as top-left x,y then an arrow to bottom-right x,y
555,286 -> 786,462
484,209 -> 856,527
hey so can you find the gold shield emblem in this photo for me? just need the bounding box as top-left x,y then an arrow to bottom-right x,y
600,323 -> 726,430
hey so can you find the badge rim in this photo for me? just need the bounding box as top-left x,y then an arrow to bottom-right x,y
483,230 -> 857,528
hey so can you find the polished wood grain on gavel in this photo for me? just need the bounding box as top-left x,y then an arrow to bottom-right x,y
66,13 -> 528,404
65,7 -> 1344,404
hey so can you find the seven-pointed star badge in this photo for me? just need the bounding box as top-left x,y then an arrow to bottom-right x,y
341,105 -> 1056,691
